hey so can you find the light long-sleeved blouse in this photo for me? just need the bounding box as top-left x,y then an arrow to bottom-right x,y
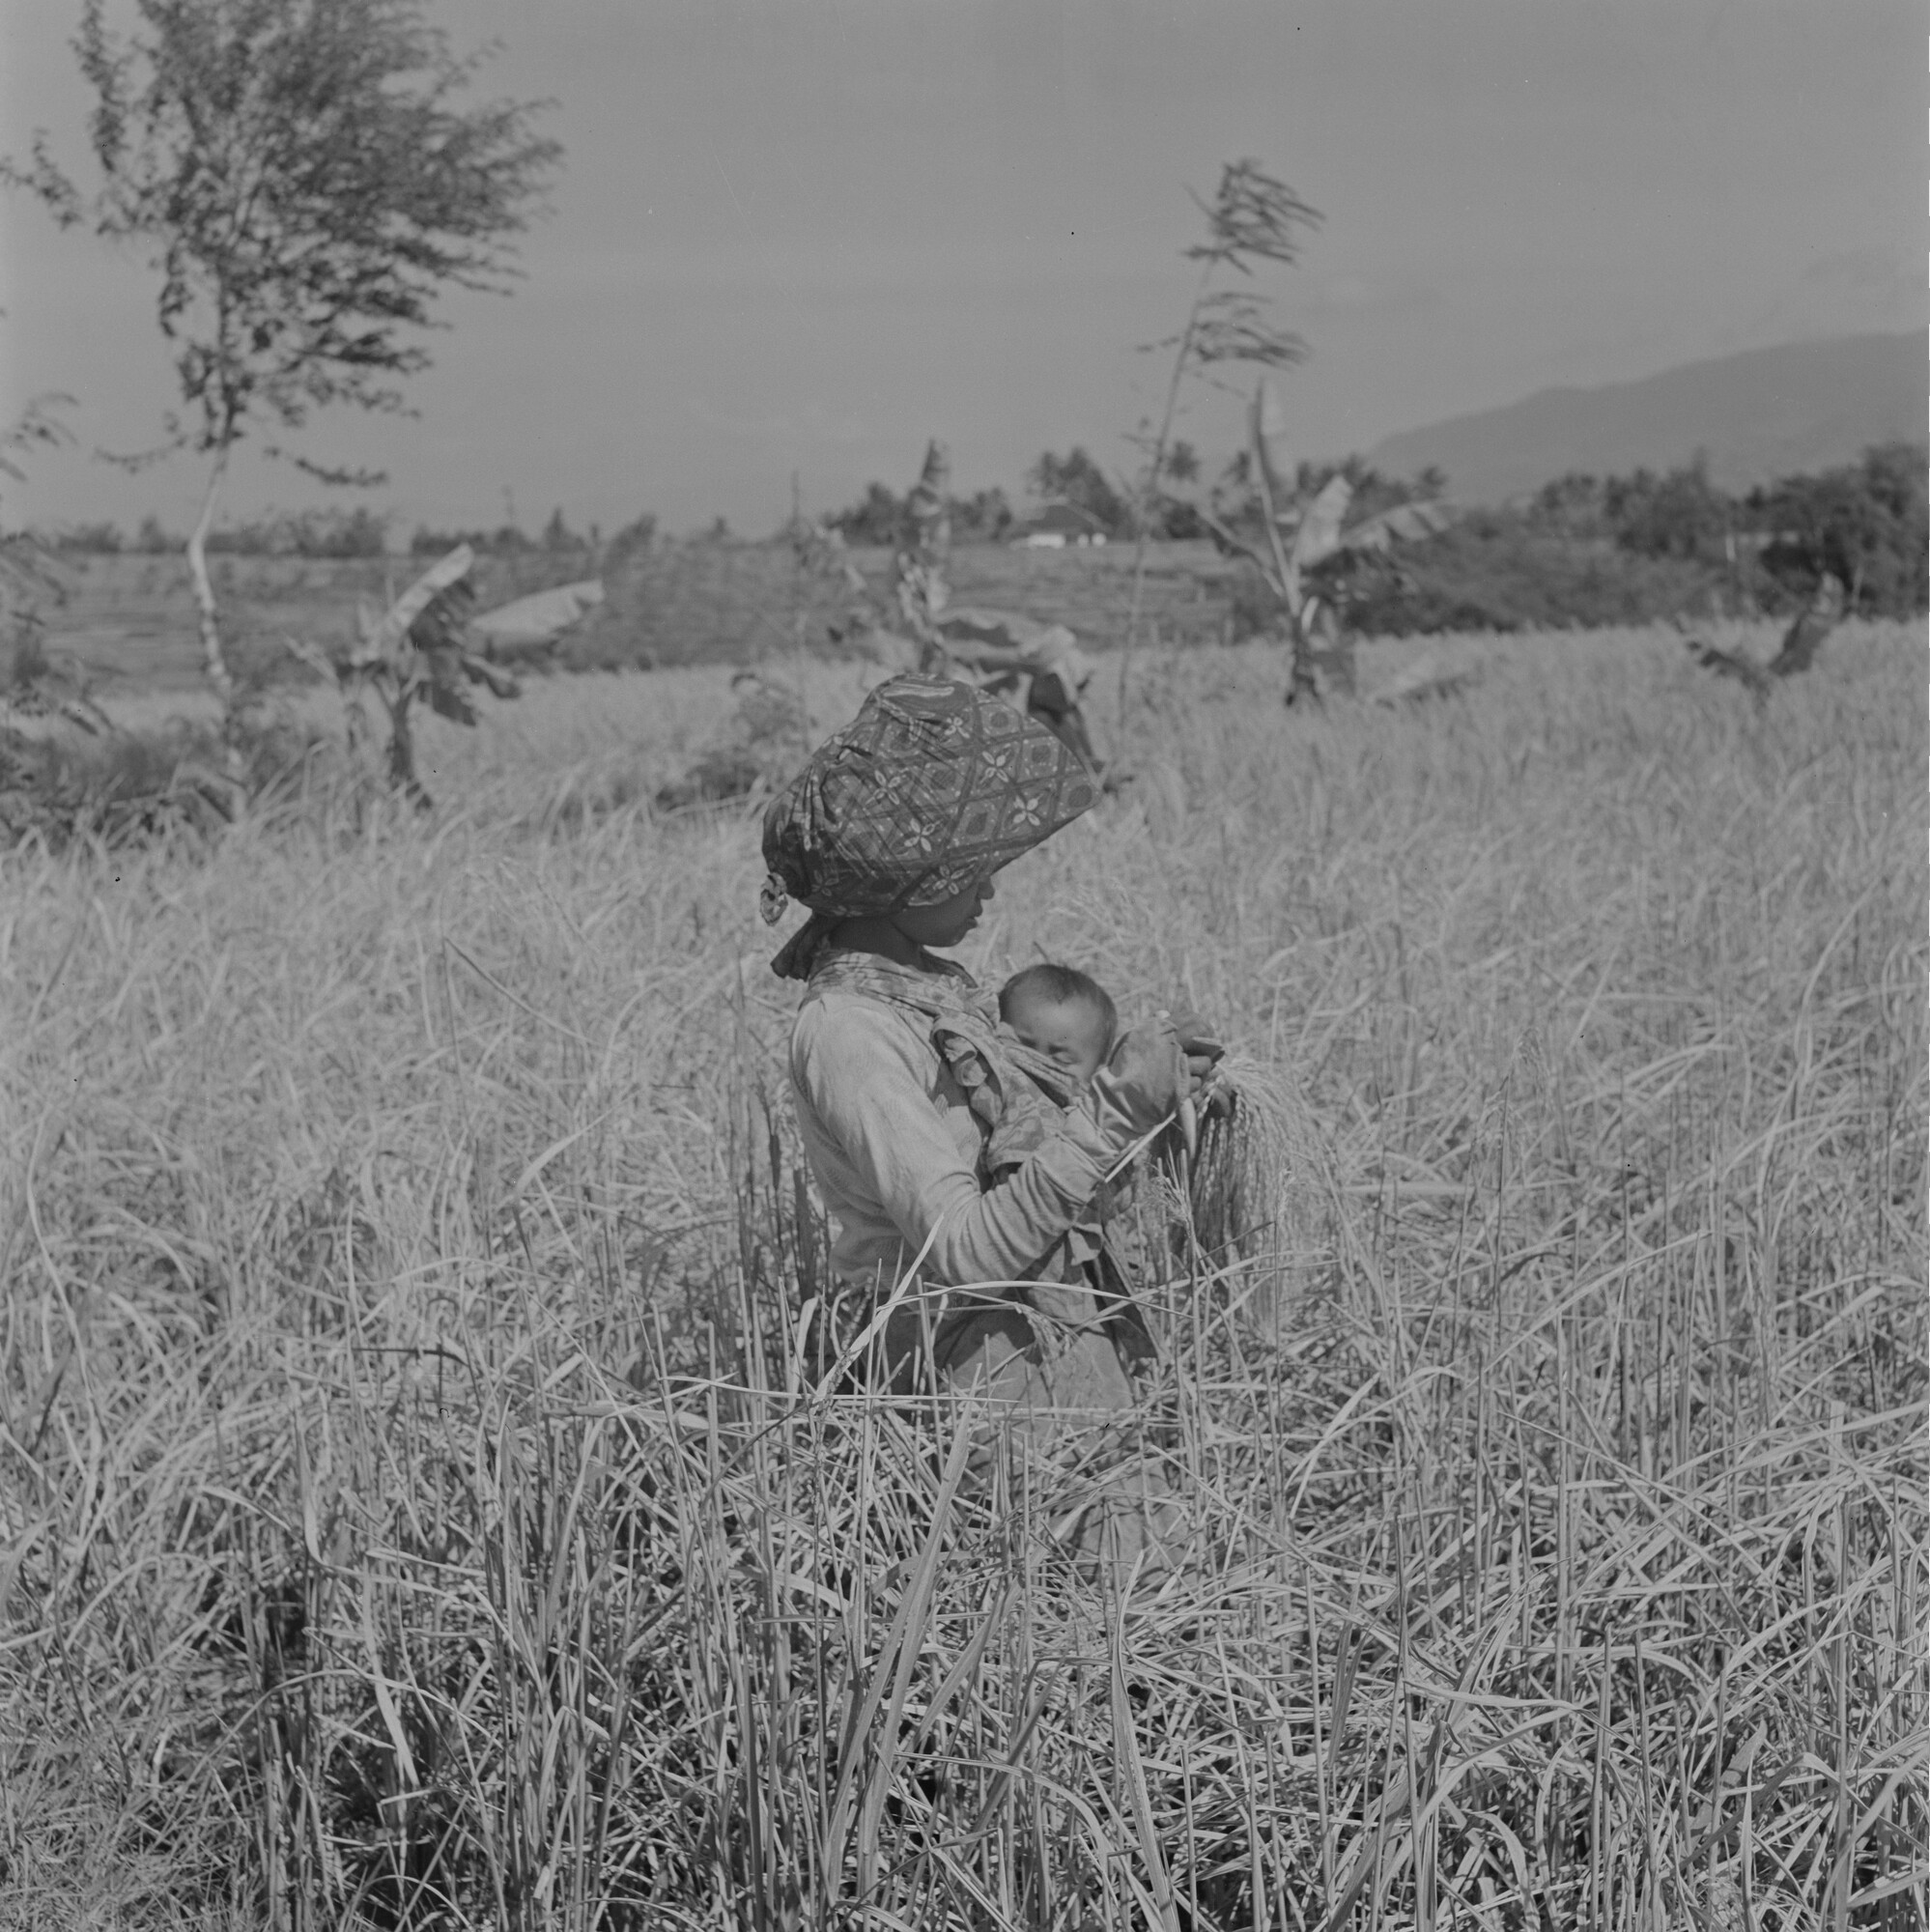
789,980 -> 1128,1293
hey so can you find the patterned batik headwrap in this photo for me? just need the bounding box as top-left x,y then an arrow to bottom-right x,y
760,671 -> 1100,980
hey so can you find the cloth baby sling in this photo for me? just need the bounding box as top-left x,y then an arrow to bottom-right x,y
801,949 -> 1157,1414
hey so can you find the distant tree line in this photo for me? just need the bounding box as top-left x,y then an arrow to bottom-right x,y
1323,442 -> 1927,633
1518,442 -> 1926,605
1190,440 -> 1925,635
41,505 -> 391,556
821,439 -> 1449,550
822,446 -> 1212,546
824,482 -> 1020,546
407,507 -> 603,556
35,504 -> 614,560
30,441 -> 1920,636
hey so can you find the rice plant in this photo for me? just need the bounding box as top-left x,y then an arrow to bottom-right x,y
1,623 -> 1922,1928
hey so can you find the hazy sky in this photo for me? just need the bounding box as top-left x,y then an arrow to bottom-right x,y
1,0 -> 1920,539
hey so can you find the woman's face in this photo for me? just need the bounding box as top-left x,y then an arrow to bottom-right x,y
892,875 -> 995,950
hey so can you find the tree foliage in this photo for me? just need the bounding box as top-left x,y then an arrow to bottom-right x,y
1314,442 -> 1927,636
1746,442 -> 1927,614
1025,448 -> 1132,539
204,505 -> 389,556
1142,157 -> 1322,382
46,521 -> 128,554
7,0 -> 560,752
823,482 -> 1014,547
1523,459 -> 1734,565
1327,515 -> 1722,637
824,482 -> 908,547
14,0 -> 561,469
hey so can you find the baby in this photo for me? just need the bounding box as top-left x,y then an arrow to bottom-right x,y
998,960 -> 1118,1092
997,960 -> 1159,1362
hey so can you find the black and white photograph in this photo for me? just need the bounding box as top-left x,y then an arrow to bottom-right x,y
1,3 -> 1923,1924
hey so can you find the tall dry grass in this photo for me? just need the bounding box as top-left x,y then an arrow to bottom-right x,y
1,623 -> 1923,1929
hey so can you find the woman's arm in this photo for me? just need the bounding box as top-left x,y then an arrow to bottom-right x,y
792,998 -> 1121,1286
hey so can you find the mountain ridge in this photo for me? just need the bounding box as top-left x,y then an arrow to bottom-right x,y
1369,332 -> 1923,503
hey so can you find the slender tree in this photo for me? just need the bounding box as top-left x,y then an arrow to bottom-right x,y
1118,159 -> 1320,720
7,0 -> 560,756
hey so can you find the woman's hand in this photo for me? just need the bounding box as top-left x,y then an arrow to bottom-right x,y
1092,1007 -> 1224,1136
1162,1005 -> 1224,1097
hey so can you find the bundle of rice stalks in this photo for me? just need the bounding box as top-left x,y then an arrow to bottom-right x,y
1200,1048 -> 1335,1279
1092,1048 -> 1337,1353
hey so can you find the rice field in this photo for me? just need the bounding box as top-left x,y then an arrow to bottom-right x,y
39,537 -> 1240,691
1,621 -> 1923,1929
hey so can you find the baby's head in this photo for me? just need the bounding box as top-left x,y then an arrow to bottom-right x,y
998,962 -> 1117,1089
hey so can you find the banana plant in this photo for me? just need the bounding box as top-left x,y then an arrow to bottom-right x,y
287,544 -> 521,807
1201,377 -> 1454,703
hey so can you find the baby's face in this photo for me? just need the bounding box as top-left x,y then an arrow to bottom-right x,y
1006,994 -> 1112,1088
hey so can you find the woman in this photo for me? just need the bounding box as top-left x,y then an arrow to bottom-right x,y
760,671 -> 1218,1547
